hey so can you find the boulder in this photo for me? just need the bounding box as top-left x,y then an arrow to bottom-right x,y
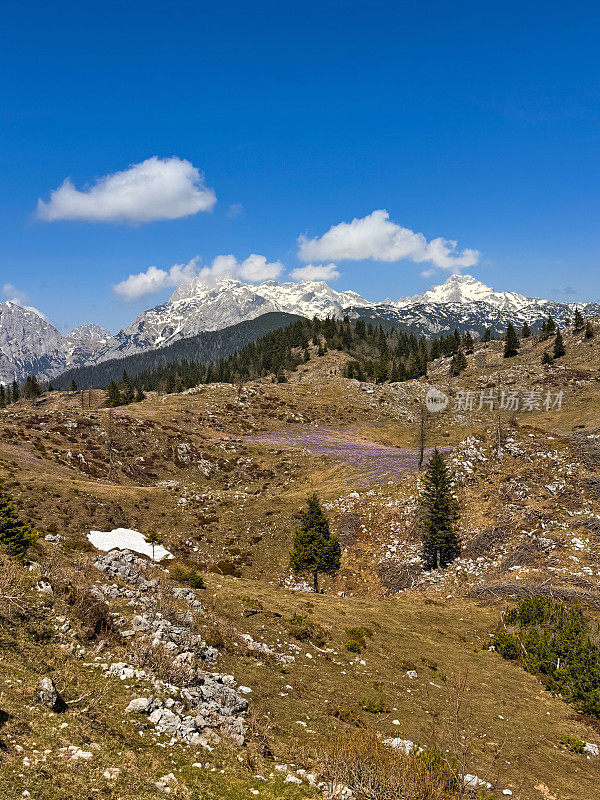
125,696 -> 154,715
39,677 -> 65,712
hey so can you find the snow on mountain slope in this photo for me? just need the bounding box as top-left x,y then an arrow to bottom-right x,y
0,302 -> 67,384
395,274 -> 534,311
0,303 -> 114,384
87,278 -> 373,363
2,273 -> 599,382
67,323 -> 112,345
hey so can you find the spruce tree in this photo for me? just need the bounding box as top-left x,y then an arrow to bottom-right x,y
461,332 -> 475,353
121,371 -> 134,404
24,376 -> 41,399
69,379 -> 78,392
585,321 -> 595,339
546,315 -> 556,335
419,449 -> 460,570
11,380 -> 19,403
503,323 -> 519,358
553,328 -> 565,359
573,308 -> 584,331
450,349 -> 467,376
481,329 -> 492,343
0,482 -> 36,559
105,380 -> 122,407
521,322 -> 532,338
0,385 -> 5,408
290,494 -> 341,593
542,351 -> 553,365
134,386 -> 145,402
146,531 -> 161,562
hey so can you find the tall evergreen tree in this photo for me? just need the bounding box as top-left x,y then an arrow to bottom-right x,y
0,482 -> 36,559
0,385 -> 5,408
121,371 -> 135,404
419,449 -> 460,570
461,331 -> 475,353
521,322 -> 532,338
553,328 -> 565,359
24,376 -> 42,399
503,323 -> 520,358
69,379 -> 78,392
450,349 -> 468,376
11,380 -> 19,403
290,494 -> 341,592
546,315 -> 556,335
573,308 -> 585,331
481,328 -> 492,343
105,380 -> 122,407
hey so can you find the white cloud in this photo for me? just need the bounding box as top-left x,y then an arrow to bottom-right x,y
290,263 -> 340,281
298,209 -> 479,271
420,268 -> 436,278
1,283 -> 47,319
2,283 -> 28,304
37,157 -> 216,224
113,258 -> 201,300
113,253 -> 283,300
237,254 -> 283,282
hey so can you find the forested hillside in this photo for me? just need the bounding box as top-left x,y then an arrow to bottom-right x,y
126,316 -> 474,393
52,312 -> 303,389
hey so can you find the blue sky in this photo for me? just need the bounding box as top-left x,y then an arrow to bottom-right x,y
1,0 -> 600,332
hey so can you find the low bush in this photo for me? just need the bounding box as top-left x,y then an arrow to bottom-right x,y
344,625 -> 373,652
171,566 -> 205,589
493,597 -> 600,718
319,731 -> 459,800
560,734 -> 586,754
491,629 -> 520,660
288,613 -> 327,647
359,696 -> 388,713
213,559 -> 242,577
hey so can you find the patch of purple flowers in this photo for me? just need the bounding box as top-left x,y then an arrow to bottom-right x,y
247,428 -> 451,484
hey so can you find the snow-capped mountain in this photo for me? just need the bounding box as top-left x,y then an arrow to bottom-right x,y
395,273 -> 536,311
0,302 -> 113,384
0,302 -> 66,385
2,274 -> 599,383
347,274 -> 600,335
87,278 -> 372,363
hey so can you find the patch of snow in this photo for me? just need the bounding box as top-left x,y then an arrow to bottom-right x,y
87,528 -> 173,561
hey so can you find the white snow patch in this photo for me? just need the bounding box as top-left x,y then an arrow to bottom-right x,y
87,528 -> 173,561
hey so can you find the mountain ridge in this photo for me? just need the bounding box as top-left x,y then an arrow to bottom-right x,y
2,274 -> 599,384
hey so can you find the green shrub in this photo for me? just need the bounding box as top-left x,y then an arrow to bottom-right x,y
359,696 -> 388,713
493,598 -> 600,718
344,625 -> 373,652
288,613 -> 327,648
560,734 -> 585,754
491,630 -> 520,660
171,566 -> 205,589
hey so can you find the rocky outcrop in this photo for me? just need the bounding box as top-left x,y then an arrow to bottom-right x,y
124,671 -> 248,745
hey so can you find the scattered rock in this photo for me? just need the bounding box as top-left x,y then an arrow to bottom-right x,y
38,677 -> 65,712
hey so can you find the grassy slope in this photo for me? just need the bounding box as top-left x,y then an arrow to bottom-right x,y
1,325 -> 600,798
